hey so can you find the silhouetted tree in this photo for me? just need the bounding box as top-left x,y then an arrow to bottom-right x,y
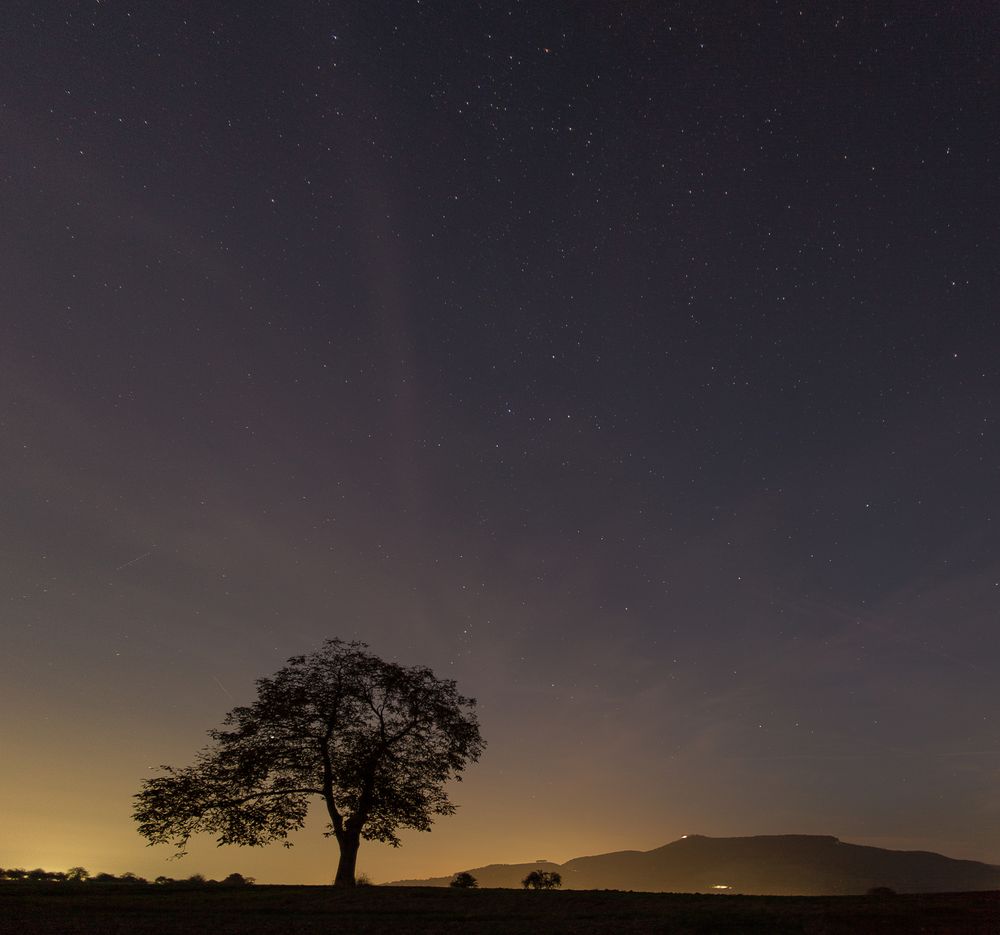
134,639 -> 484,887
450,871 -> 478,888
221,872 -> 255,886
522,870 -> 562,889
66,867 -> 90,882
92,873 -> 119,883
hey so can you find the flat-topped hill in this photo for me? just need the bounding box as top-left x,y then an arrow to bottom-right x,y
388,834 -> 1000,894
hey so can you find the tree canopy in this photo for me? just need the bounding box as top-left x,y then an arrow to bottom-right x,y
134,639 -> 484,885
522,870 -> 562,890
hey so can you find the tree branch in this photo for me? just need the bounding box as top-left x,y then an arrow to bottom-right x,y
319,734 -> 344,836
212,787 -> 322,807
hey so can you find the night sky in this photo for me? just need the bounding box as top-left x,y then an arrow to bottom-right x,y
3,3 -> 999,885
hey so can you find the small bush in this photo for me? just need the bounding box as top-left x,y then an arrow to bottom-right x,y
450,872 -> 478,888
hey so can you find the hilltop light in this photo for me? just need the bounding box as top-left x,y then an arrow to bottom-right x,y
712,884 -> 732,891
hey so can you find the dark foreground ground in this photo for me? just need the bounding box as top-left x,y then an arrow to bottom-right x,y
3,883 -> 1000,935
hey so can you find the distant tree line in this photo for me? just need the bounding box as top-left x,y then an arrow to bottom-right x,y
0,867 -> 254,886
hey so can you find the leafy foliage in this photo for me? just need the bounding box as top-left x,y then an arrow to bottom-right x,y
450,871 -> 479,888
134,639 -> 484,885
522,870 -> 562,890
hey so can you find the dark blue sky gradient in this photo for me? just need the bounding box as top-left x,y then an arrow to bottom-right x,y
2,3 -> 998,882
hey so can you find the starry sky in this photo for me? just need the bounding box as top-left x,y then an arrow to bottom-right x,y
2,2 -> 999,885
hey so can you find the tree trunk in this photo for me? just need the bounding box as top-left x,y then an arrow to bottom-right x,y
334,831 -> 361,887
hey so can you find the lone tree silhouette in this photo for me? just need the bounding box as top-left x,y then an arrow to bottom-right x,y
450,871 -> 479,888
522,869 -> 562,889
133,639 -> 484,886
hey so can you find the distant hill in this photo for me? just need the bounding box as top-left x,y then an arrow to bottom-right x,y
387,834 -> 1000,895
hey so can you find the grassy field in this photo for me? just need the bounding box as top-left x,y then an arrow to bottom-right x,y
3,883 -> 1000,934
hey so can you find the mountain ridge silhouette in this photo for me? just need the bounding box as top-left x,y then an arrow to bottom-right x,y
387,834 -> 1000,894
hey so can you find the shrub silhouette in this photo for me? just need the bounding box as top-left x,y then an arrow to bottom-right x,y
522,870 -> 562,889
450,871 -> 478,888
867,886 -> 897,896
66,867 -> 90,882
